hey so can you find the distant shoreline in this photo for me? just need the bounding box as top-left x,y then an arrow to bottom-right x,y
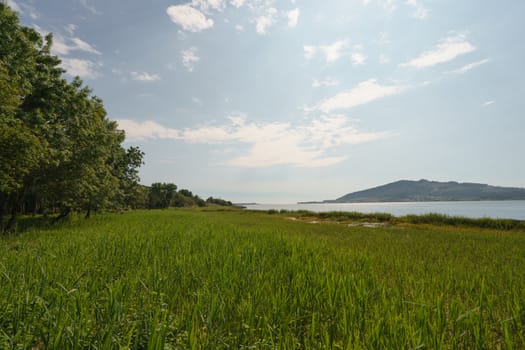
298,198 -> 525,204
243,200 -> 525,221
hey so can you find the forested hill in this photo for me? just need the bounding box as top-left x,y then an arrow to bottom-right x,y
331,180 -> 525,203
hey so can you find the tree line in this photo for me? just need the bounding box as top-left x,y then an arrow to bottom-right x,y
140,182 -> 233,209
0,4 -> 231,232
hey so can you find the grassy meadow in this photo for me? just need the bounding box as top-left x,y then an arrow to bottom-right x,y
1,209 -> 524,349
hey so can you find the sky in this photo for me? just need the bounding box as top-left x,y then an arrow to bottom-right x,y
6,0 -> 525,203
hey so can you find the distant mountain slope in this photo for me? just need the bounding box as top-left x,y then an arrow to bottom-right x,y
331,180 -> 525,203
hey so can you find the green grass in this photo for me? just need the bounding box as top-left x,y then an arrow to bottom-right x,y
270,209 -> 525,230
1,209 -> 525,349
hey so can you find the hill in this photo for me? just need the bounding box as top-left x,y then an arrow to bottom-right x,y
330,179 -> 525,202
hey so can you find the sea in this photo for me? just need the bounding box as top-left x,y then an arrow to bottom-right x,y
243,200 -> 525,221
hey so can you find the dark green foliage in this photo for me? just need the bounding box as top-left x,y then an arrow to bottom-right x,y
143,183 -> 211,209
148,183 -> 178,209
206,197 -> 233,206
401,213 -> 525,230
173,189 -> 205,208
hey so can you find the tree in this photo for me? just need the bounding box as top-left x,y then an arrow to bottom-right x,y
148,183 -> 178,209
1,4 -> 144,230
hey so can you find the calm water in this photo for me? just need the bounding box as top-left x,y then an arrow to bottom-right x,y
245,201 -> 525,220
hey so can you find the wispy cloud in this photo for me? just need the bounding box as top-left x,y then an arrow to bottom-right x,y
312,77 -> 339,88
181,47 -> 200,72
166,5 -> 214,32
64,24 -> 78,35
191,0 -> 226,12
401,34 -> 475,69
32,24 -> 101,78
230,0 -> 245,8
448,58 -> 489,74
303,45 -> 317,60
131,71 -> 161,81
304,39 -> 349,63
6,0 -> 39,18
312,79 -> 406,113
79,0 -> 100,15
255,7 -> 277,34
405,0 -> 428,19
117,115 -> 392,168
482,100 -> 495,107
35,27 -> 102,56
287,8 -> 300,28
351,52 -> 367,65
60,58 -> 98,79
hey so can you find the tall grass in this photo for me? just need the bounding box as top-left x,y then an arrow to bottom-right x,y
270,209 -> 525,230
1,209 -> 524,348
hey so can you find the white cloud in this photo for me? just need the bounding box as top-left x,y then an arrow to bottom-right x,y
116,115 -> 391,168
405,0 -> 428,19
70,37 -> 101,55
305,40 -> 349,63
235,24 -> 244,31
320,40 -> 349,62
287,8 -> 300,28
351,52 -> 367,65
312,79 -> 406,113
64,24 -> 78,35
230,0 -> 245,8
303,45 -> 317,59
448,58 -> 489,74
5,0 -> 40,19
131,71 -> 161,81
116,120 -> 181,140
191,0 -> 226,12
182,47 -> 200,72
482,100 -> 495,107
6,0 -> 39,18
60,58 -> 97,79
52,35 -> 101,56
401,34 -> 476,69
255,7 -> 277,34
80,0 -> 100,15
312,77 -> 339,88
166,5 -> 214,32
32,25 -> 100,57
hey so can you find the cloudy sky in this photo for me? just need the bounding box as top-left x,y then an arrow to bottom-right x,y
7,0 -> 525,202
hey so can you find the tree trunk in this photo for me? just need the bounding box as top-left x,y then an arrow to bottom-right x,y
85,207 -> 91,219
4,206 -> 17,232
53,208 -> 71,223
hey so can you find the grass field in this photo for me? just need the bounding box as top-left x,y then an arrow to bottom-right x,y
1,209 -> 524,349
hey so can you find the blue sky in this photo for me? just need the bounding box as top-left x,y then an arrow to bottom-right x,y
7,0 -> 525,202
